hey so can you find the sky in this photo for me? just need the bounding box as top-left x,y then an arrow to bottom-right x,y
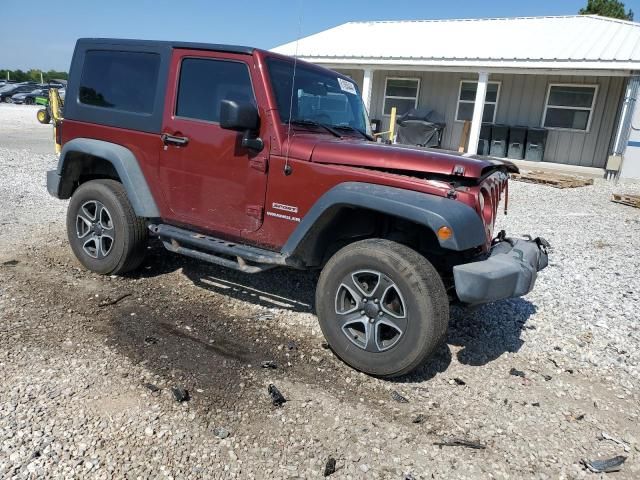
1,0 -> 639,71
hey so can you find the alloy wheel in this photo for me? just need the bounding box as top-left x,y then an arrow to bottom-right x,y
75,200 -> 115,259
334,269 -> 408,352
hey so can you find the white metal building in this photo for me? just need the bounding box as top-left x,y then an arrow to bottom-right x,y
273,15 -> 640,178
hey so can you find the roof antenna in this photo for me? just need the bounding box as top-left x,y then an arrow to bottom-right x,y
283,0 -> 304,176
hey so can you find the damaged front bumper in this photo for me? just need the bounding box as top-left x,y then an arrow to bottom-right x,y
453,233 -> 549,305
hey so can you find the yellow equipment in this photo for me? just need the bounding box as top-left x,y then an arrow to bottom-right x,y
372,106 -> 396,143
36,88 -> 64,153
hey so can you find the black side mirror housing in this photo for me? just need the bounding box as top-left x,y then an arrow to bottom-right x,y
219,100 -> 259,132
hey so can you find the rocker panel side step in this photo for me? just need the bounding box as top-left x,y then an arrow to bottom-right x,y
162,240 -> 275,273
149,224 -> 289,272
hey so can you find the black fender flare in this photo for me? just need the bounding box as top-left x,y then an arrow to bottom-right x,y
281,182 -> 486,259
47,138 -> 160,218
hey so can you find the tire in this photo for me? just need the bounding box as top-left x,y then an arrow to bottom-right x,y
25,98 -> 33,105
66,179 -> 148,275
36,109 -> 50,124
316,239 -> 449,378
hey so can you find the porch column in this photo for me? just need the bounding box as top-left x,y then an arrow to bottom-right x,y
361,68 -> 374,113
467,71 -> 489,155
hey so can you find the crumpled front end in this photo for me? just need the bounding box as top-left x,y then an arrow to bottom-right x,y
452,232 -> 550,305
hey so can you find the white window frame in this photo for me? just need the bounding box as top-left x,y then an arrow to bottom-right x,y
455,80 -> 501,124
542,83 -> 599,133
383,77 -> 420,117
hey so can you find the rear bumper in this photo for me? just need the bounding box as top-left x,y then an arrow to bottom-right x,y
46,169 -> 61,198
453,234 -> 549,305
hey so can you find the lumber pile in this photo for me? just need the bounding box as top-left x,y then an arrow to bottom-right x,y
511,170 -> 594,188
611,193 -> 640,209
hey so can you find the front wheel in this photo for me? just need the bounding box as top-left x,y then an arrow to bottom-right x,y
316,239 -> 449,377
66,179 -> 148,275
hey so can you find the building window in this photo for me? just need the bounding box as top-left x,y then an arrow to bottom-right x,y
455,80 -> 501,123
542,84 -> 598,131
176,58 -> 255,123
383,78 -> 420,115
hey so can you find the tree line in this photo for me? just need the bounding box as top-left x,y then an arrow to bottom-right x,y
1,69 -> 69,83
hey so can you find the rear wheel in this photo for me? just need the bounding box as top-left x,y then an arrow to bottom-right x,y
316,239 -> 449,377
66,179 -> 148,275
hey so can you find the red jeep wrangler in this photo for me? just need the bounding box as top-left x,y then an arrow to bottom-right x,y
47,39 -> 548,377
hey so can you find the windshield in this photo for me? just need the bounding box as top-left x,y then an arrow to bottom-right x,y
266,57 -> 371,137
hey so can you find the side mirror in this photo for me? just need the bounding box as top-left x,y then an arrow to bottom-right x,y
219,99 -> 259,132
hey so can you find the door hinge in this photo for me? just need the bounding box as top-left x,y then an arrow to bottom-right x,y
249,157 -> 268,173
246,205 -> 263,220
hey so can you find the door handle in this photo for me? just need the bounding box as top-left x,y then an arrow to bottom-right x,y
161,133 -> 189,147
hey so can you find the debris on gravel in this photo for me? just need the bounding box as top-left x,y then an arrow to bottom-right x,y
323,456 -> 337,476
212,426 -> 230,439
598,432 -> 632,452
434,437 -> 487,450
261,360 -> 278,369
268,383 -> 287,407
144,383 -> 161,393
581,455 -> 627,473
98,292 -> 132,307
412,414 -> 426,424
391,390 -> 409,403
170,386 -> 190,402
509,367 -> 526,378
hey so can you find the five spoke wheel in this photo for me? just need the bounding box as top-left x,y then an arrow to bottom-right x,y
75,200 -> 114,259
335,270 -> 407,352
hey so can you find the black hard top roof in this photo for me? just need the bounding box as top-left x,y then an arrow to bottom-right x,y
76,38 -> 255,55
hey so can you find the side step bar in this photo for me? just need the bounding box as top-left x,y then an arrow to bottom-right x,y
149,224 -> 290,274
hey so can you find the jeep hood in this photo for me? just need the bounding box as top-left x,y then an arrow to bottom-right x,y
286,136 -> 518,179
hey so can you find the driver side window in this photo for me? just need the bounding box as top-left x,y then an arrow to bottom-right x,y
175,58 -> 255,123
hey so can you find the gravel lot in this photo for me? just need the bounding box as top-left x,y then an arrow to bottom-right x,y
1,103 -> 639,479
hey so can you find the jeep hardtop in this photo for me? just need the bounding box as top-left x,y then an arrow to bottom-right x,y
47,38 -> 549,377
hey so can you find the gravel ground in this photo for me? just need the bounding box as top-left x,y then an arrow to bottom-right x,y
1,103 -> 640,479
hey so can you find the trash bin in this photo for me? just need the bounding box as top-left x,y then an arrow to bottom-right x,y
525,128 -> 548,162
477,123 -> 492,156
507,126 -> 527,160
490,124 -> 509,158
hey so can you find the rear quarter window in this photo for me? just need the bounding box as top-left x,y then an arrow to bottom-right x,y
79,50 -> 160,114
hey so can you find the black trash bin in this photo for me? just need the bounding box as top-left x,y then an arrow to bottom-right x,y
490,124 -> 509,158
477,123 -> 492,156
507,126 -> 527,160
525,128 -> 548,162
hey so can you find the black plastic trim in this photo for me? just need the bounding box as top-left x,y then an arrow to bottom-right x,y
282,182 -> 487,257
50,138 -> 160,217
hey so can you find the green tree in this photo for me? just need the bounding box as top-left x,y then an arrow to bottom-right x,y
1,69 -> 68,83
579,0 -> 634,20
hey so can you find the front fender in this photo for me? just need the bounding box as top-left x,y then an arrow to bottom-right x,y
282,182 -> 486,257
47,138 -> 160,218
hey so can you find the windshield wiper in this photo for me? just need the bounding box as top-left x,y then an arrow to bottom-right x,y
333,125 -> 374,141
289,119 -> 341,138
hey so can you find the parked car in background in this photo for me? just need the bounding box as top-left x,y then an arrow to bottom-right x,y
12,88 -> 48,105
0,82 -> 39,102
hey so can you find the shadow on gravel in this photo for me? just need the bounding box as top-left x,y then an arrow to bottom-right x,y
449,298 -> 537,366
123,240 -> 536,385
129,239 -> 316,313
182,266 -> 316,314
